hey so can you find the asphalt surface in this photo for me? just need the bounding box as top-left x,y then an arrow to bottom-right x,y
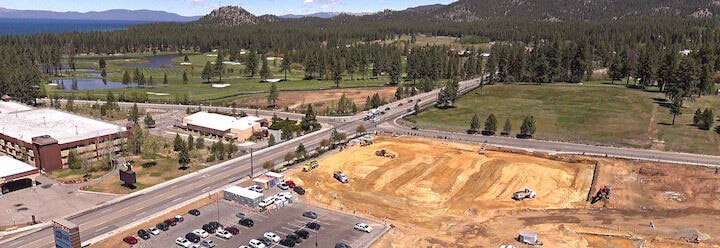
6,76 -> 720,247
137,201 -> 384,248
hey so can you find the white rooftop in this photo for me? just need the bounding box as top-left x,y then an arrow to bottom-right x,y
0,108 -> 126,144
184,112 -> 262,132
224,186 -> 263,199
0,101 -> 33,114
0,156 -> 38,179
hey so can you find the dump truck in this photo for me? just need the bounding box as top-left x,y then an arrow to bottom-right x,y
512,188 -> 536,201
333,171 -> 349,183
375,149 -> 396,158
303,161 -> 319,172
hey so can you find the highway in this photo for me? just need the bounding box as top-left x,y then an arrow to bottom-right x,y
5,76 -> 719,247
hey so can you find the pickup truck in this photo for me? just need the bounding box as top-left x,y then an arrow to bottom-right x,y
333,171 -> 349,184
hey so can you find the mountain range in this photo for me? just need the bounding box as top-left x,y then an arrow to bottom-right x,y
279,12 -> 374,19
0,8 -> 201,22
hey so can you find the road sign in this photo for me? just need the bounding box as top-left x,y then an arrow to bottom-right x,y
52,219 -> 80,248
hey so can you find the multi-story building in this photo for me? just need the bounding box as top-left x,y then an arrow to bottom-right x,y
0,101 -> 128,172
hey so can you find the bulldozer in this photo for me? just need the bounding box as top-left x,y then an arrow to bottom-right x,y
375,149 -> 396,158
591,185 -> 611,204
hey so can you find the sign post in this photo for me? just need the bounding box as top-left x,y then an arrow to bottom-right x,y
52,218 -> 80,248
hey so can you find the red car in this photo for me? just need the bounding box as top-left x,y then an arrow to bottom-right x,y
225,226 -> 240,235
285,180 -> 296,188
123,236 -> 138,245
164,218 -> 176,226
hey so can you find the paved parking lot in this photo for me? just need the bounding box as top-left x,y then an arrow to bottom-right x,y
130,196 -> 386,248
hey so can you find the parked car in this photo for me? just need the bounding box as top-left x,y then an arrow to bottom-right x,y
190,244 -> 201,248
137,229 -> 150,240
278,192 -> 293,200
354,223 -> 373,233
306,222 -> 321,230
333,171 -> 349,183
193,229 -> 209,238
293,186 -> 305,195
302,211 -> 317,219
285,180 -> 296,188
239,218 -> 254,227
122,236 -> 138,245
156,223 -> 169,231
277,182 -> 289,190
286,234 -> 302,244
257,237 -> 272,246
202,224 -> 214,233
185,233 -> 200,243
164,218 -> 176,226
209,221 -> 223,230
384,107 -> 390,111
188,209 -> 201,216
239,246 -> 251,248
264,232 -> 281,242
175,237 -> 192,248
274,195 -> 288,205
294,229 -> 310,239
259,197 -> 275,208
174,215 -> 184,222
225,226 -> 240,235
215,229 -> 232,239
248,238 -> 266,248
201,239 -> 215,248
248,185 -> 264,193
279,238 -> 296,247
335,242 -> 352,248
147,227 -> 160,235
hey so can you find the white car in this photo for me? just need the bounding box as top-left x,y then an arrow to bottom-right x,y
264,232 -> 281,242
354,223 -> 373,233
248,239 -> 266,248
277,183 -> 289,190
191,245 -> 202,248
274,195 -> 288,205
247,185 -> 264,193
202,239 -> 215,248
175,237 -> 192,248
193,229 -> 209,238
258,197 -> 275,208
147,227 -> 160,235
215,229 -> 232,239
278,192 -> 292,200
239,246 -> 251,248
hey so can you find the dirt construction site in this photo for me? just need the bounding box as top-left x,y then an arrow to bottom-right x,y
287,136 -> 720,247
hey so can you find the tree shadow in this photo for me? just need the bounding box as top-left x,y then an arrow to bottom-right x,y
657,122 -> 673,126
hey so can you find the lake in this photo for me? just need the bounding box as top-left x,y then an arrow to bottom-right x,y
0,18 -> 153,35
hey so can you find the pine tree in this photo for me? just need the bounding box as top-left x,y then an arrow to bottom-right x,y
502,119 -> 512,136
202,61 -> 213,83
520,116 -> 536,138
144,114 -> 155,127
245,50 -> 258,78
280,55 -> 291,81
395,86 -> 404,100
183,70 -> 188,84
122,70 -> 131,85
195,137 -> 205,149
99,58 -> 106,69
187,134 -> 194,151
693,108 -> 703,126
418,77 -> 435,92
129,103 -> 140,122
484,114 -> 497,135
267,82 -> 279,107
163,73 -> 168,84
699,108 -> 714,130
468,114 -> 480,134
260,55 -> 271,80
215,51 -> 225,82
268,134 -> 276,147
178,143 -> 190,167
173,133 -> 183,151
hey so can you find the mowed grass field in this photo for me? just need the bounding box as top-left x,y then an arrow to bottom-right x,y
407,83 -> 720,155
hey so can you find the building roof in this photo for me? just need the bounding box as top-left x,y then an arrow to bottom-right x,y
183,112 -> 262,132
0,108 -> 126,144
264,172 -> 283,178
224,186 -> 263,199
0,101 -> 33,114
0,156 -> 38,180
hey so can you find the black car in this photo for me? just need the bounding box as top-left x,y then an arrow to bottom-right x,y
306,222 -> 321,230
137,229 -> 150,240
155,223 -> 169,231
209,221 -> 223,230
185,232 -> 200,243
293,186 -> 305,195
257,237 -> 272,246
335,242 -> 352,248
279,238 -> 296,247
238,218 -> 254,227
188,209 -> 201,216
286,234 -> 302,244
202,224 -> 215,233
294,229 -> 310,239
302,211 -> 317,219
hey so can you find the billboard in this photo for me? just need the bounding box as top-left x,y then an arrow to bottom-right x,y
52,219 -> 80,248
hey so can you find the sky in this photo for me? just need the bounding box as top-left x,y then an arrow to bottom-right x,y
0,0 -> 455,16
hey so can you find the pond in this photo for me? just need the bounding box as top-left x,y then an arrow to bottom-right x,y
50,78 -> 143,90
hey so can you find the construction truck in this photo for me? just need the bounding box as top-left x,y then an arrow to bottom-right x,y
375,149 -> 396,158
591,185 -> 611,204
303,161 -> 319,172
333,171 -> 349,183
512,188 -> 537,201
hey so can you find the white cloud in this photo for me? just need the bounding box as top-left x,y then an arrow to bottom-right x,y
303,0 -> 314,3
320,4 -> 331,10
187,0 -> 204,3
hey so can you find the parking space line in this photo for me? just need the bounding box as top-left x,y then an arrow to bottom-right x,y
281,226 -> 296,232
277,231 -> 288,236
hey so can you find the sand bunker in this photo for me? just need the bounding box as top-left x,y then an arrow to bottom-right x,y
291,137 -> 594,227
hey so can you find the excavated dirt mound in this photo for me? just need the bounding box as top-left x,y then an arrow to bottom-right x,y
290,136 -> 594,228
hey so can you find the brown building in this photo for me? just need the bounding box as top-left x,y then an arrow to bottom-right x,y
0,102 -> 128,172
